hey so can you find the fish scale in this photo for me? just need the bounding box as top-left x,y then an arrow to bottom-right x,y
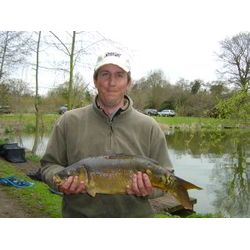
88,168 -> 134,193
53,154 -> 202,210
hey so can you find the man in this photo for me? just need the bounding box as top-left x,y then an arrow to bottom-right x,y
40,51 -> 173,217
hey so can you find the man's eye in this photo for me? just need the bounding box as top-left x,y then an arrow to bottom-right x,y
99,72 -> 110,78
117,73 -> 125,78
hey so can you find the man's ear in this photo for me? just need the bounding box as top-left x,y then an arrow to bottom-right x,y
126,79 -> 133,92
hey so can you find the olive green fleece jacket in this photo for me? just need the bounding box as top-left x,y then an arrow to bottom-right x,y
40,96 -> 173,218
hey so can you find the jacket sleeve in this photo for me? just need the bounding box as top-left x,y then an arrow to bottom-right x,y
148,122 -> 174,199
150,121 -> 173,171
40,115 -> 68,190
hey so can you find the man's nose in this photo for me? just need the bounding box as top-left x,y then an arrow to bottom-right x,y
108,75 -> 117,86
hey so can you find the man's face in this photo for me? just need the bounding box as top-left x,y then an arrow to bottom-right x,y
94,64 -> 130,108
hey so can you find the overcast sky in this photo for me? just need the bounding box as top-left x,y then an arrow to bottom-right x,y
1,0 -> 250,94
100,0 -> 250,82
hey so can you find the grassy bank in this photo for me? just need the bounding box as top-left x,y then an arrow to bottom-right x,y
0,113 -> 59,134
154,115 -> 241,128
0,159 -> 61,217
0,113 -> 245,135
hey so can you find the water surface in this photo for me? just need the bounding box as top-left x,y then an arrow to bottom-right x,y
167,129 -> 250,217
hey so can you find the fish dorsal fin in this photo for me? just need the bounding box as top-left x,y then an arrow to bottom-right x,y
106,154 -> 133,159
106,154 -> 159,165
139,155 -> 159,165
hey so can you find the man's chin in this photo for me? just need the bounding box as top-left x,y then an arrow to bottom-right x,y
98,94 -> 124,108
105,100 -> 119,108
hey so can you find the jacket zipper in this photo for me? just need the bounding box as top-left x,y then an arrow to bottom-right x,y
108,119 -> 113,151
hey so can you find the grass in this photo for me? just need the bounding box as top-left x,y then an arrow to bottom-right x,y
154,213 -> 215,218
154,210 -> 221,218
154,116 -> 233,128
1,113 -> 247,134
25,151 -> 42,163
0,159 -> 61,217
0,113 -> 59,123
0,113 -> 60,133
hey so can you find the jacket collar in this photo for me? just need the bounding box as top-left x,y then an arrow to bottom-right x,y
93,95 -> 133,121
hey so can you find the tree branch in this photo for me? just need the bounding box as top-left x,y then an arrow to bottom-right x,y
49,31 -> 71,55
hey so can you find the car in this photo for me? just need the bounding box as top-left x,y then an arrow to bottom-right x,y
158,109 -> 176,117
144,109 -> 158,116
0,105 -> 11,114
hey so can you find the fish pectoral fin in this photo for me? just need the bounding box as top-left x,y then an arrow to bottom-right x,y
176,176 -> 202,190
86,183 -> 97,197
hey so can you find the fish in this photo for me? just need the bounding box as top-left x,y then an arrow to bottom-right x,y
53,154 -> 202,210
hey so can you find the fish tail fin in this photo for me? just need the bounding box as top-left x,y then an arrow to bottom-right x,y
171,185 -> 194,210
175,176 -> 202,190
166,176 -> 202,210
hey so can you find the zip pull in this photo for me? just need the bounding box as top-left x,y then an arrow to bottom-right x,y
109,120 -> 113,132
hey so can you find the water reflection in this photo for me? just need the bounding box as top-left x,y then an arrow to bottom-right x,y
167,129 -> 250,217
9,133 -> 49,157
211,144 -> 250,217
6,128 -> 250,217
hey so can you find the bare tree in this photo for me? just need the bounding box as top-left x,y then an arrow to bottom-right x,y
49,31 -> 87,109
217,32 -> 250,92
0,31 -> 32,80
46,73 -> 90,109
48,31 -> 120,109
32,31 -> 41,154
69,31 -> 76,110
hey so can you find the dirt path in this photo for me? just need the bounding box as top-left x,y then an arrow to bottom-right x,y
0,188 -> 34,218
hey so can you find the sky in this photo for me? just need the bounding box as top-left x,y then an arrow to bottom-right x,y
1,0 -> 250,95
100,0 -> 249,82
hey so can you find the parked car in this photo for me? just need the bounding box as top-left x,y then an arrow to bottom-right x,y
0,105 -> 11,114
144,109 -> 158,116
158,109 -> 176,117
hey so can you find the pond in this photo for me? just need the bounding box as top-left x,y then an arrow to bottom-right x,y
9,128 -> 250,217
167,129 -> 250,217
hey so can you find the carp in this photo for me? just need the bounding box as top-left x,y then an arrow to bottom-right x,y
53,154 -> 202,210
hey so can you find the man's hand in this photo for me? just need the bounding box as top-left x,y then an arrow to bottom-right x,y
58,176 -> 86,195
127,171 -> 153,197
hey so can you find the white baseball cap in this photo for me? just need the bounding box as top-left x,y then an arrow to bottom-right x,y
94,52 -> 131,73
